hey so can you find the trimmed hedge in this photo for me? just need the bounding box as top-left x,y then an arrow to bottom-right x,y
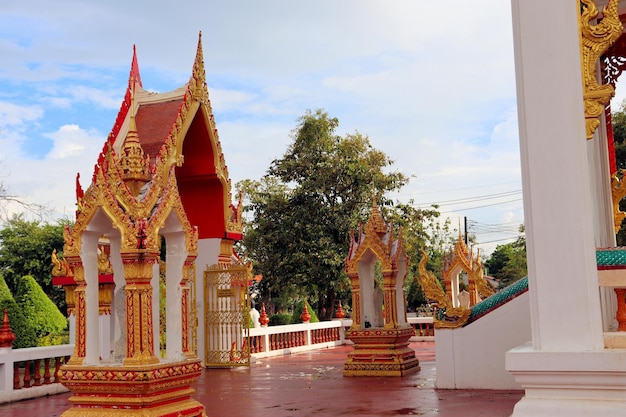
15,275 -> 67,344
0,275 -> 37,348
269,313 -> 292,326
291,299 -> 319,324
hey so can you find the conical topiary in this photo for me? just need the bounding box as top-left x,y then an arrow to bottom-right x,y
291,299 -> 319,324
0,275 -> 37,348
15,275 -> 67,344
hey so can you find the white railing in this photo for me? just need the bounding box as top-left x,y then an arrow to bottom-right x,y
408,316 -> 435,341
249,319 -> 352,358
0,344 -> 74,404
248,316 -> 434,359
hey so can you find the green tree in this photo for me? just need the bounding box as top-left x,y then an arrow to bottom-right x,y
386,201 -> 456,311
485,228 -> 527,287
240,109 -> 408,320
612,100 -> 626,173
0,274 -> 37,348
612,100 -> 626,245
15,275 -> 67,345
0,214 -> 67,313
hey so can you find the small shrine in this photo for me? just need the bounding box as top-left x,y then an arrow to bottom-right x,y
343,202 -> 420,376
418,233 -> 494,330
50,34 -> 245,416
441,234 -> 494,309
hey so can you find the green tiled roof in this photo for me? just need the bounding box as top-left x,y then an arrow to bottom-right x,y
596,247 -> 626,267
463,247 -> 626,327
467,276 -> 528,325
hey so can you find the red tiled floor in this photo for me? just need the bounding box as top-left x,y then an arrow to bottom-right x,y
0,342 -> 523,417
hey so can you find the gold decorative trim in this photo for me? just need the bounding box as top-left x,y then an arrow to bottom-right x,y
418,249 -> 470,329
612,171 -> 626,232
580,0 -> 623,139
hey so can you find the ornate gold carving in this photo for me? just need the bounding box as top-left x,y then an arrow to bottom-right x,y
119,95 -> 151,196
612,171 -> 626,232
473,255 -> 495,300
419,250 -> 450,309
52,249 -> 73,277
97,248 -> 113,275
580,0 -> 623,139
98,283 -> 114,315
59,359 -> 205,416
418,249 -> 470,329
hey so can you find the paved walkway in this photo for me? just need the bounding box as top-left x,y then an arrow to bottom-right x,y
0,342 -> 523,417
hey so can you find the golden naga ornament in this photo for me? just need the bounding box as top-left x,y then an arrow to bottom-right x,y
417,249 -> 470,329
580,0 -> 623,139
473,253 -> 495,300
612,170 -> 626,232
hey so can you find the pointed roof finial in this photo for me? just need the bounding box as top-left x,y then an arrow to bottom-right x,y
189,31 -> 208,102
129,44 -> 142,89
120,88 -> 151,196
367,197 -> 387,237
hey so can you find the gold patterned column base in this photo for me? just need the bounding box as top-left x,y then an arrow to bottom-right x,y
59,359 -> 205,416
344,327 -> 420,377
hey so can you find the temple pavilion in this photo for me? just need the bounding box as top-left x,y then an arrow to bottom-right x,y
51,33 -> 246,416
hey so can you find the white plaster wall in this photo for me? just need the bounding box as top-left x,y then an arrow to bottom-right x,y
435,291 -> 530,390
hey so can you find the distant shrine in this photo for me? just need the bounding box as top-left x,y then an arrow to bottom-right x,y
51,34 -> 247,416
343,202 -> 420,376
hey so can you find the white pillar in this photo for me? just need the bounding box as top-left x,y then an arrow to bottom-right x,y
164,231 -> 185,360
507,1 -> 626,415
151,262 -> 160,357
99,313 -> 111,361
81,231 -> 100,365
589,118 -> 619,331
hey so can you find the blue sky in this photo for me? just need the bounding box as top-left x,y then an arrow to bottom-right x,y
0,1 -> 540,255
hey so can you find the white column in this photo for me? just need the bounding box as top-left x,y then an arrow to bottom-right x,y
99,313 -> 111,361
589,115 -> 619,331
511,0 -> 602,352
109,233 -> 125,361
151,262 -> 160,357
81,231 -> 101,365
507,1 -> 626,415
164,231 -> 185,360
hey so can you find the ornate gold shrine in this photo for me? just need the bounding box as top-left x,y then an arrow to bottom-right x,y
417,234 -> 494,330
343,202 -> 420,377
54,36 -> 228,417
441,234 -> 494,309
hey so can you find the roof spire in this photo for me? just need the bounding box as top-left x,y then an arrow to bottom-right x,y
120,88 -> 151,196
189,31 -> 208,102
129,44 -> 142,89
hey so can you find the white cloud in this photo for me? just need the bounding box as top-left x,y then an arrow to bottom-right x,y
45,124 -> 101,159
0,101 -> 43,127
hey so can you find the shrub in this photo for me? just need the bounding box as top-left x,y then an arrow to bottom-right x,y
0,275 -> 37,348
15,275 -> 67,345
291,299 -> 319,324
269,313 -> 292,326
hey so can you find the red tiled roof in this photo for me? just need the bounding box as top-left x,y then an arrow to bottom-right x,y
135,99 -> 184,159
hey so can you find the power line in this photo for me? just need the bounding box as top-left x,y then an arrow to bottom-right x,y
416,190 -> 522,207
439,198 -> 523,213
395,181 -> 521,197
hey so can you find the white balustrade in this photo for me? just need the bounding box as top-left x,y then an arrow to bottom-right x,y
0,344 -> 74,404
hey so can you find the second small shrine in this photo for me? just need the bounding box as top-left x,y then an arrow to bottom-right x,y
343,203 -> 420,376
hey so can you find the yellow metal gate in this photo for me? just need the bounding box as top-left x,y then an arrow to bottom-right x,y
204,263 -> 251,367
